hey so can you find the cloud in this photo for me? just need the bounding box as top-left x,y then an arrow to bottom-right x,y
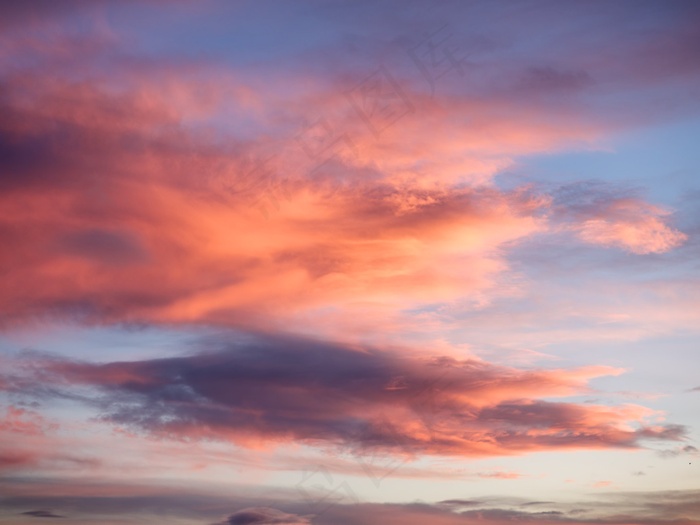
0,65 -> 556,335
324,490 -> 700,524
2,475 -> 700,525
438,500 -> 483,508
0,406 -> 53,472
0,406 -> 50,436
6,334 -> 684,458
476,471 -> 522,480
553,181 -> 687,254
657,445 -> 699,458
0,450 -> 38,471
577,207 -> 687,254
20,510 -> 66,519
0,404 -> 105,475
218,507 -> 311,525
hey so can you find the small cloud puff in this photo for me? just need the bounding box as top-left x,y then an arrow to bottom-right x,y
216,507 -> 312,525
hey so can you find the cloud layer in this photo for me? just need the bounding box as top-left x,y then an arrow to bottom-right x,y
2,476 -> 699,525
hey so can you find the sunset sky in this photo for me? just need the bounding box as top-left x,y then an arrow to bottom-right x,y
1,1 -> 700,524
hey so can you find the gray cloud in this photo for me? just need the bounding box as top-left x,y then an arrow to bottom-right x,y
20,510 -> 66,519
217,507 -> 311,525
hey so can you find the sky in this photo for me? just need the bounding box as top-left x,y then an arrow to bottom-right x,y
1,1 -> 699,524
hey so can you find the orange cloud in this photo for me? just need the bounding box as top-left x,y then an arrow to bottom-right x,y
0,70 -> 556,335
1,44 -> 687,341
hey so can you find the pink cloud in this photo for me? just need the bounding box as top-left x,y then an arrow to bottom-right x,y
0,405 -> 51,436
577,200 -> 686,254
477,471 -> 522,480
0,405 -> 56,472
0,70 -> 555,333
